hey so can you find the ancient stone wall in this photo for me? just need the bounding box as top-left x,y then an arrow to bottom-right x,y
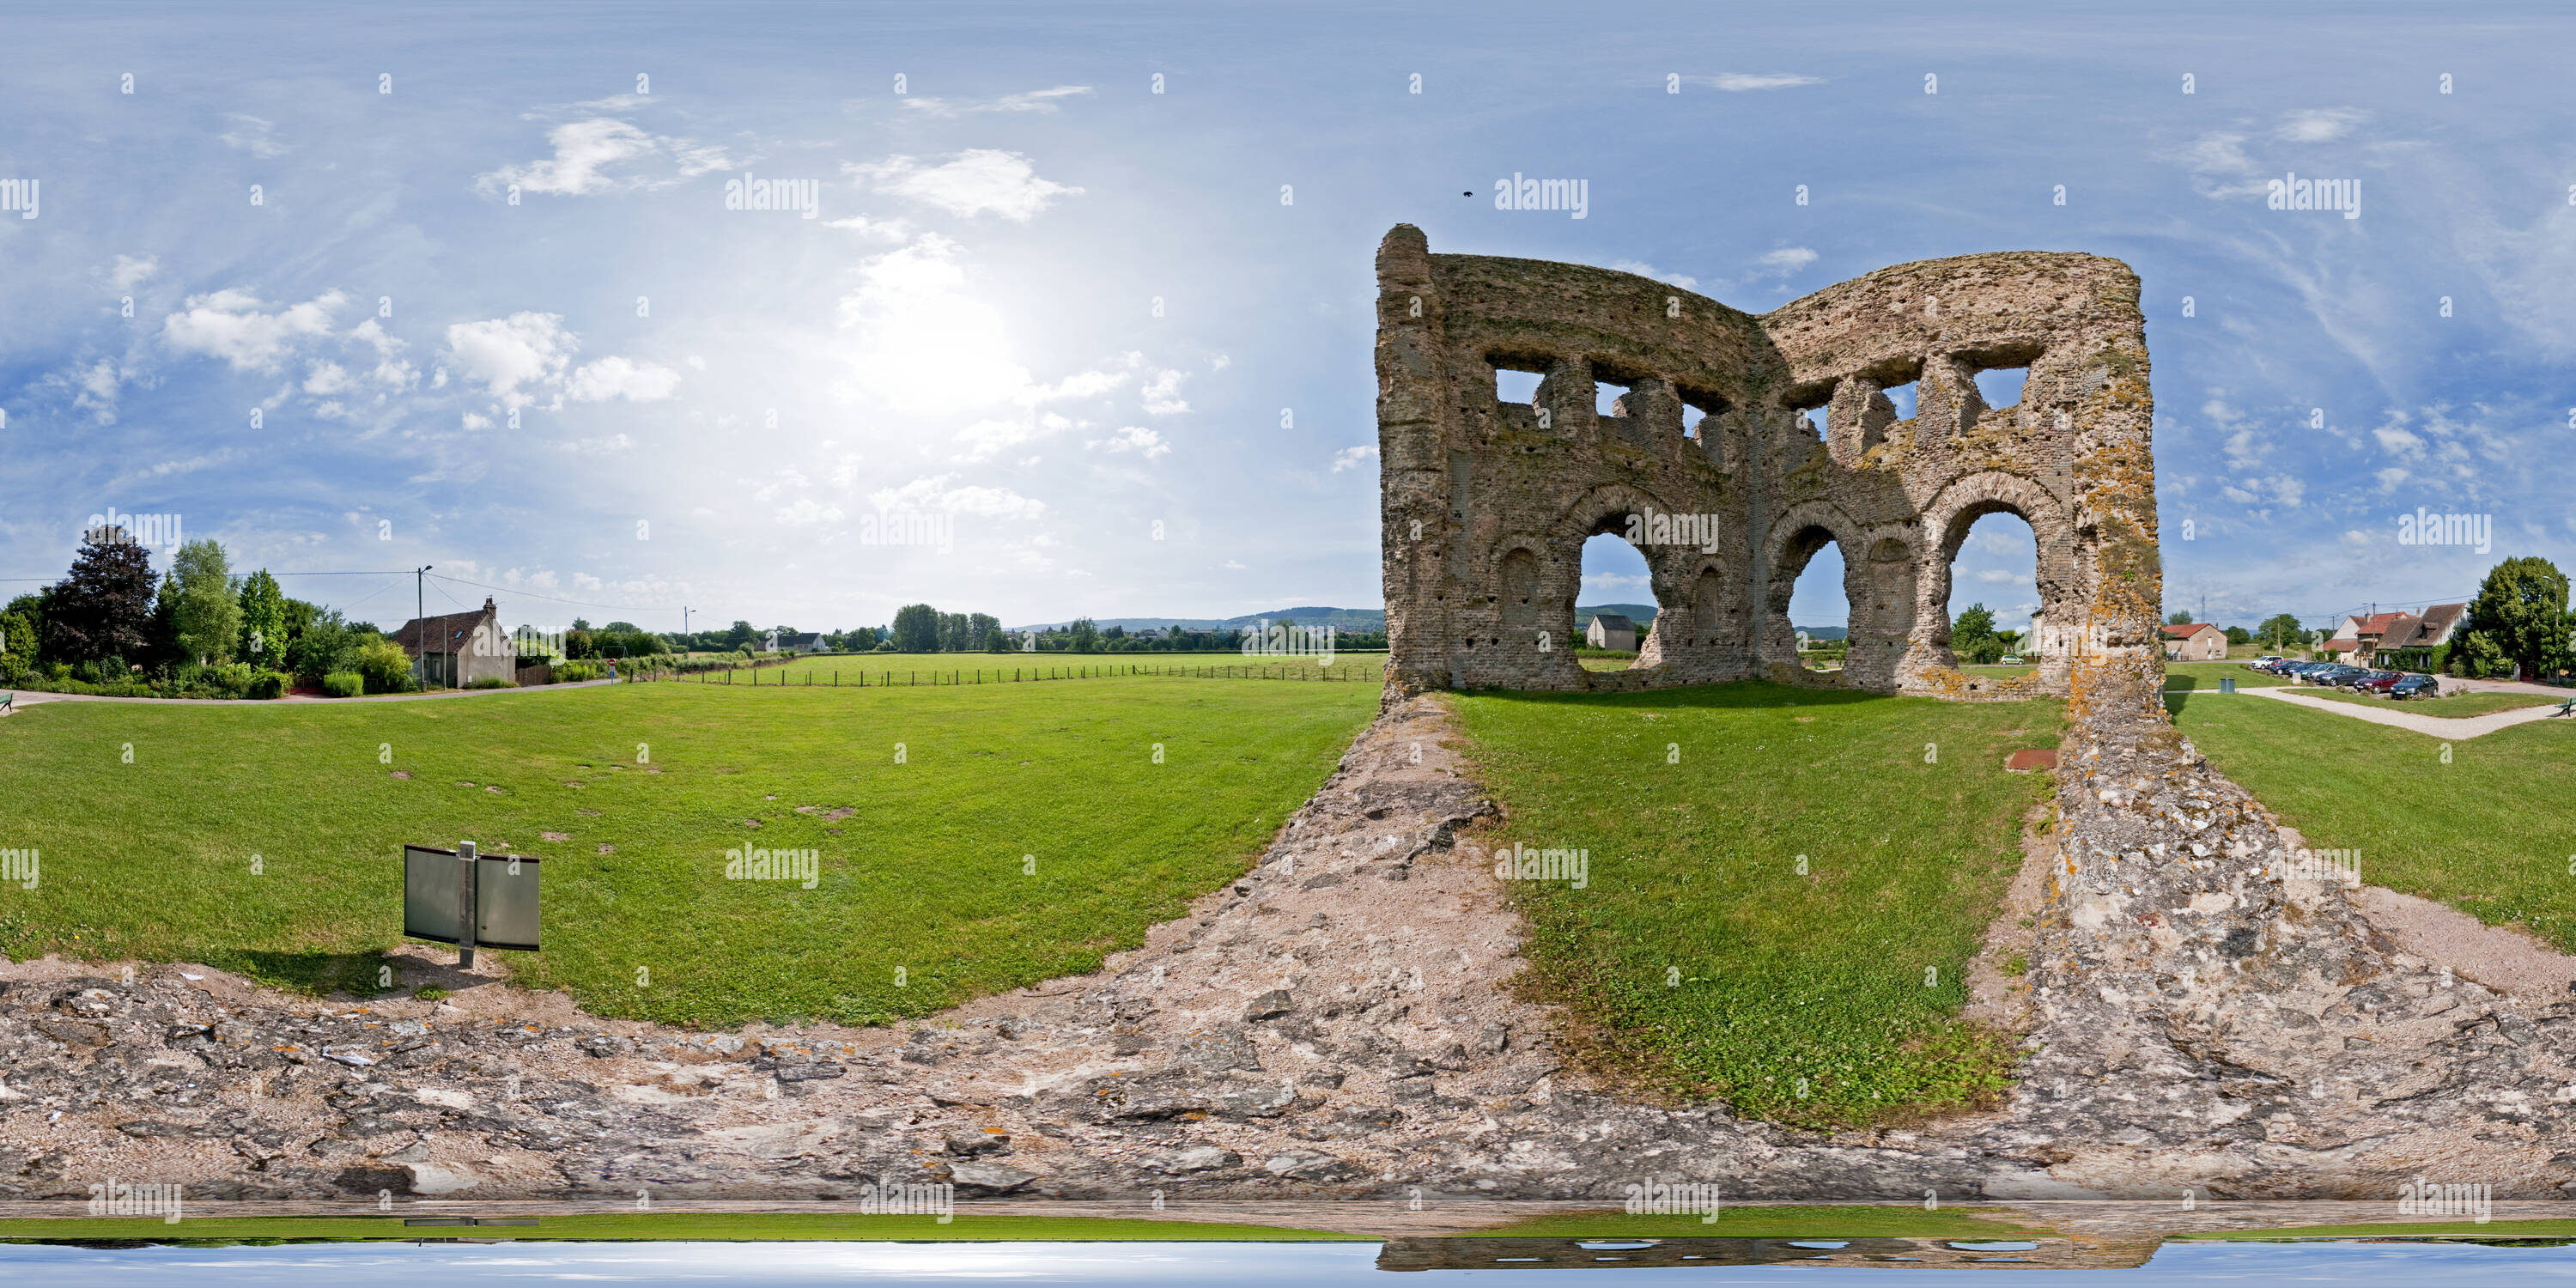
1375,224 -> 2165,714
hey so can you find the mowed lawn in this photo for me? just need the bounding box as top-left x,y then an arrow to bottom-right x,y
701,651 -> 1391,685
2168,690 -> 2576,951
1445,682 -> 2061,1128
0,678 -> 1377,1026
2295,687 -> 2562,716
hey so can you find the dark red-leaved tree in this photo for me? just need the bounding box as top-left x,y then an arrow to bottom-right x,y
46,528 -> 160,664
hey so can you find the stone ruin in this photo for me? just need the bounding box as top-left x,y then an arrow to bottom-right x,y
1373,223 -> 2164,711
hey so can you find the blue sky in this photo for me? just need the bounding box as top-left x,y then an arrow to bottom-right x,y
2,3 -> 2569,636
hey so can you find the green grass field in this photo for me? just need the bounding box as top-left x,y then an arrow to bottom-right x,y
669,651 -> 1391,685
2164,661 -> 2290,689
0,678 -> 1377,1025
1444,681 -> 2060,1128
2293,687 -> 2563,716
2168,690 -> 2576,951
0,1212 -> 1370,1245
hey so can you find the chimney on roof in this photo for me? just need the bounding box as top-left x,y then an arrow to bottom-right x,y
483,597 -> 496,612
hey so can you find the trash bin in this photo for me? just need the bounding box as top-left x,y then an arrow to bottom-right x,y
2220,677 -> 2236,695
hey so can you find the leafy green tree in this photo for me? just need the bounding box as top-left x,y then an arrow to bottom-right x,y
2256,614 -> 2309,652
891,604 -> 940,653
983,625 -> 1007,652
163,539 -> 240,664
724,619 -> 755,648
1950,603 -> 2004,663
2450,629 -> 2509,679
1067,616 -> 1101,653
288,606 -> 355,678
49,530 -> 161,664
2223,625 -> 2251,647
236,569 -> 288,666
2165,609 -> 2193,625
2457,556 -> 2573,680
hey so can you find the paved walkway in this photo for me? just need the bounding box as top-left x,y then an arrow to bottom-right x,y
3,678 -> 617,709
2238,682 -> 2573,738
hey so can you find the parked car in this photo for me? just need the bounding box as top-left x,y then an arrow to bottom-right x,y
2387,674 -> 2441,700
2352,671 -> 2404,694
2304,664 -> 2366,686
2249,655 -> 2286,671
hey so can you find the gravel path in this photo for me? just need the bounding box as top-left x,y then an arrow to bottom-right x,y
3,680 -> 616,708
2241,683 -> 2573,738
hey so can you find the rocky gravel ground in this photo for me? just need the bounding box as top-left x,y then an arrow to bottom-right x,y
4,692 -> 2573,1205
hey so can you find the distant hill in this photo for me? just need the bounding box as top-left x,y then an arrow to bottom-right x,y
1576,603 -> 1658,629
1797,625 -> 1849,641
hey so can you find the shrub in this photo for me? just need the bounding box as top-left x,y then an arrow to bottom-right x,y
554,660 -> 601,683
354,639 -> 417,694
322,671 -> 364,698
207,662 -> 256,698
246,671 -> 290,700
464,676 -> 516,690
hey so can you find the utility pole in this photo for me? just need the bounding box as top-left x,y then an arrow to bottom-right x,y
683,606 -> 693,653
416,565 -> 434,690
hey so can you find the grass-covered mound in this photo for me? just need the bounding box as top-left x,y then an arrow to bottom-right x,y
1446,681 -> 2059,1128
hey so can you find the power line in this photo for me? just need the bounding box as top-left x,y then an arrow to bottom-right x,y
425,571 -> 673,614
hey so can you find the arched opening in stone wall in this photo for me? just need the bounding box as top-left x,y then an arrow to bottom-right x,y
1941,509 -> 2042,668
1782,528 -> 1850,675
1578,531 -> 1657,668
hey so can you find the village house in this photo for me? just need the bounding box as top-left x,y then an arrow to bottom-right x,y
394,597 -> 513,688
1585,613 -> 1637,652
2318,603 -> 2466,669
2161,622 -> 2227,661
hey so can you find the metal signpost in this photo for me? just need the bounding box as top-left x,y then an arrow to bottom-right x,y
403,841 -> 541,967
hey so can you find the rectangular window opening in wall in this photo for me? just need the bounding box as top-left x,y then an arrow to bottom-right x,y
1594,380 -> 1631,417
1973,366 -> 2027,409
1678,391 -> 1728,440
1798,405 -> 1828,439
1680,404 -> 1705,437
1495,368 -> 1543,404
1880,380 -> 1918,421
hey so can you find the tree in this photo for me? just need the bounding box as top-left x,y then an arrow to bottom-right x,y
1067,616 -> 1101,653
163,539 -> 240,665
570,617 -> 593,632
2256,613 -> 2308,652
1950,603 -> 2004,663
47,530 -> 160,665
2223,625 -> 2251,647
289,606 -> 355,677
725,619 -> 756,648
983,624 -> 1007,652
2165,609 -> 2193,625
892,604 -> 940,653
237,569 -> 288,667
2457,556 -> 2573,680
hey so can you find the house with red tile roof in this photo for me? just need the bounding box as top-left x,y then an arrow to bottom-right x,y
2161,622 -> 2227,661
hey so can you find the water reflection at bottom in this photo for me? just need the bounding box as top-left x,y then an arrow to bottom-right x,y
0,1236 -> 2568,1285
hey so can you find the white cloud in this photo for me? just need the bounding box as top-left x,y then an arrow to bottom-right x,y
822,215 -> 913,243
161,289 -> 345,373
1610,259 -> 1699,289
1210,354 -> 1230,369
558,433 -> 635,455
302,361 -> 352,396
848,150 -> 1081,222
900,85 -> 1093,118
1331,445 -> 1378,472
1707,73 -> 1822,91
477,118 -> 730,197
1090,425 -> 1169,459
444,312 -> 575,407
2164,131 -> 2270,199
834,234 -> 1031,415
111,255 -> 157,290
773,497 -> 845,526
867,473 -> 1046,519
1140,368 -> 1188,415
219,114 -> 288,158
2276,107 -> 2368,143
461,410 -> 493,430
568,355 -> 680,403
1753,246 -> 1818,276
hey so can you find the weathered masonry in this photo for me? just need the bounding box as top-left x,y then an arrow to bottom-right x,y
1375,224 -> 2164,712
